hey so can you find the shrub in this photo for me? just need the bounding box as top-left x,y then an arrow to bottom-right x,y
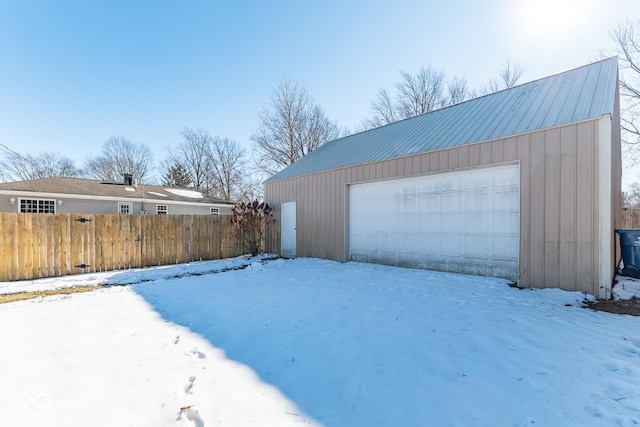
231,200 -> 273,256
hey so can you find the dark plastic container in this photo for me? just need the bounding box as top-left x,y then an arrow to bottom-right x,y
615,229 -> 640,278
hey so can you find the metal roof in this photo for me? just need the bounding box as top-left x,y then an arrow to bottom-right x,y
265,57 -> 618,183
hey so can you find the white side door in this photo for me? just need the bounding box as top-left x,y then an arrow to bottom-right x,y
281,202 -> 296,258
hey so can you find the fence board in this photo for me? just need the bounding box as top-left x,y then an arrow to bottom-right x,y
9,213 -> 18,281
621,209 -> 640,230
0,214 -> 9,281
18,214 -> 32,279
0,213 -> 244,282
61,215 -> 70,275
46,215 -> 56,277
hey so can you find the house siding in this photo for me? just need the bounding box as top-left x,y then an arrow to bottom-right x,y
265,117 -> 619,296
0,197 -> 232,215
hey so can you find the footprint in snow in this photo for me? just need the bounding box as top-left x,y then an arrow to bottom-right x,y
184,376 -> 196,394
185,348 -> 206,359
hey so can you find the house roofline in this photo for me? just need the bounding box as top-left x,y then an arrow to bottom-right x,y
0,189 -> 234,207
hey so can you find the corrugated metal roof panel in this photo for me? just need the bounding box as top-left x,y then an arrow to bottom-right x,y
266,57 -> 618,183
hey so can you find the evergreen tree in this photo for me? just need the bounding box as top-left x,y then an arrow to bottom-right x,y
161,163 -> 192,188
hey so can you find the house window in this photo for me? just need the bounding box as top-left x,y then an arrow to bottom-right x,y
156,205 -> 168,215
118,202 -> 132,214
20,199 -> 56,213
210,208 -> 220,215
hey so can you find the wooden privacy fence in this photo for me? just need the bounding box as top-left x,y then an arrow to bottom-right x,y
621,209 -> 640,230
0,213 -> 243,282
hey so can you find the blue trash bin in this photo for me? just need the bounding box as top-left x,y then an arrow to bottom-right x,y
615,229 -> 640,278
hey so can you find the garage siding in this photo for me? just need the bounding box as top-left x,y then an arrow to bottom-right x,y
264,119 -> 604,295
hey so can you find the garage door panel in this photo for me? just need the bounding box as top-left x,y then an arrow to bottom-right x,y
464,234 -> 492,257
466,191 -> 491,210
437,256 -> 460,272
349,164 -> 519,281
493,212 -> 519,233
441,212 -> 466,232
462,258 -> 492,276
495,190 -> 519,208
439,193 -> 463,211
418,214 -> 440,233
438,234 -> 464,256
465,213 -> 493,232
493,236 -> 519,257
420,195 -> 441,212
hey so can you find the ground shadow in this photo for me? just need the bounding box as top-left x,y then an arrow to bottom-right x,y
130,259 -> 442,426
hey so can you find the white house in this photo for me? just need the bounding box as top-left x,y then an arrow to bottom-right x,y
0,175 -> 234,215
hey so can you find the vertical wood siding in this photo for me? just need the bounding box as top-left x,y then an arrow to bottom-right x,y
264,117 -> 620,296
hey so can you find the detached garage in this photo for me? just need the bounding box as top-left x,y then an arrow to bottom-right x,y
264,58 -> 622,298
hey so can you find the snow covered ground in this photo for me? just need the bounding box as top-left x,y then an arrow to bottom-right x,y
0,255 -> 264,295
0,257 -> 639,426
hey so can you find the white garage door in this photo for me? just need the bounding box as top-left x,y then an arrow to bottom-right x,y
348,164 -> 519,280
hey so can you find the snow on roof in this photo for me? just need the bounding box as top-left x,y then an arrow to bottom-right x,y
165,188 -> 204,199
147,191 -> 168,198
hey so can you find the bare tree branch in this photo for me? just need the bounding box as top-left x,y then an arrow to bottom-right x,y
85,137 -> 154,183
0,145 -> 82,182
364,65 -> 470,129
610,19 -> 640,164
167,128 -> 215,193
208,137 -> 246,201
482,59 -> 526,95
251,76 -> 341,176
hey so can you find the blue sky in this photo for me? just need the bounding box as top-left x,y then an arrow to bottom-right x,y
1,0 -> 639,180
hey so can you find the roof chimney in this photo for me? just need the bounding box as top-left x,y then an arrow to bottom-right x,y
123,173 -> 133,186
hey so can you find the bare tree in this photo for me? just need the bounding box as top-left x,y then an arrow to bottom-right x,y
623,182 -> 640,208
365,65 -> 471,129
611,19 -> 640,162
85,137 -> 154,183
165,129 -> 251,200
447,76 -> 470,106
251,76 -> 342,176
235,171 -> 264,203
167,128 -> 215,193
482,59 -> 526,94
38,152 -> 82,178
0,145 -> 82,182
368,88 -> 398,128
208,137 -> 246,201
397,67 -> 446,117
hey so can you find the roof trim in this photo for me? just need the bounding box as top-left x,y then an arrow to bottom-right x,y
0,189 -> 233,207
